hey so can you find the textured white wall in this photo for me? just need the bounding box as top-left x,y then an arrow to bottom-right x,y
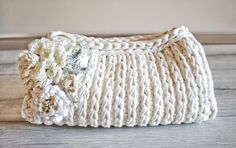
0,0 -> 236,37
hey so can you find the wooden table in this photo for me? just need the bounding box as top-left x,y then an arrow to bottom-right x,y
0,44 -> 236,148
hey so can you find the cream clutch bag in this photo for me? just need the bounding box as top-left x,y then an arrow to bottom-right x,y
19,26 -> 217,127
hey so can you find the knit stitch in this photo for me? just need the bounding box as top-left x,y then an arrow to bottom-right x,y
19,26 -> 217,127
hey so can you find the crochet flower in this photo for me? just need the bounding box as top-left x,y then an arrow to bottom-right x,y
18,52 -> 39,88
30,85 -> 74,126
20,31 -> 91,126
19,37 -> 71,88
59,74 -> 83,103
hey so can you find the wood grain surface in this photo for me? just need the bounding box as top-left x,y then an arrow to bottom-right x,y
0,45 -> 236,148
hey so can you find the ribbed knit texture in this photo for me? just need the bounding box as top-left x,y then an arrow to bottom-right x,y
19,26 -> 217,127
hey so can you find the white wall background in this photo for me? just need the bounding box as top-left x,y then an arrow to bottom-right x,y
0,0 -> 236,37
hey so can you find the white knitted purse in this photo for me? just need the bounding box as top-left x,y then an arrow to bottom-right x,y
19,26 -> 217,127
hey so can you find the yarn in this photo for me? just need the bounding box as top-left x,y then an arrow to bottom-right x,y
19,26 -> 217,127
